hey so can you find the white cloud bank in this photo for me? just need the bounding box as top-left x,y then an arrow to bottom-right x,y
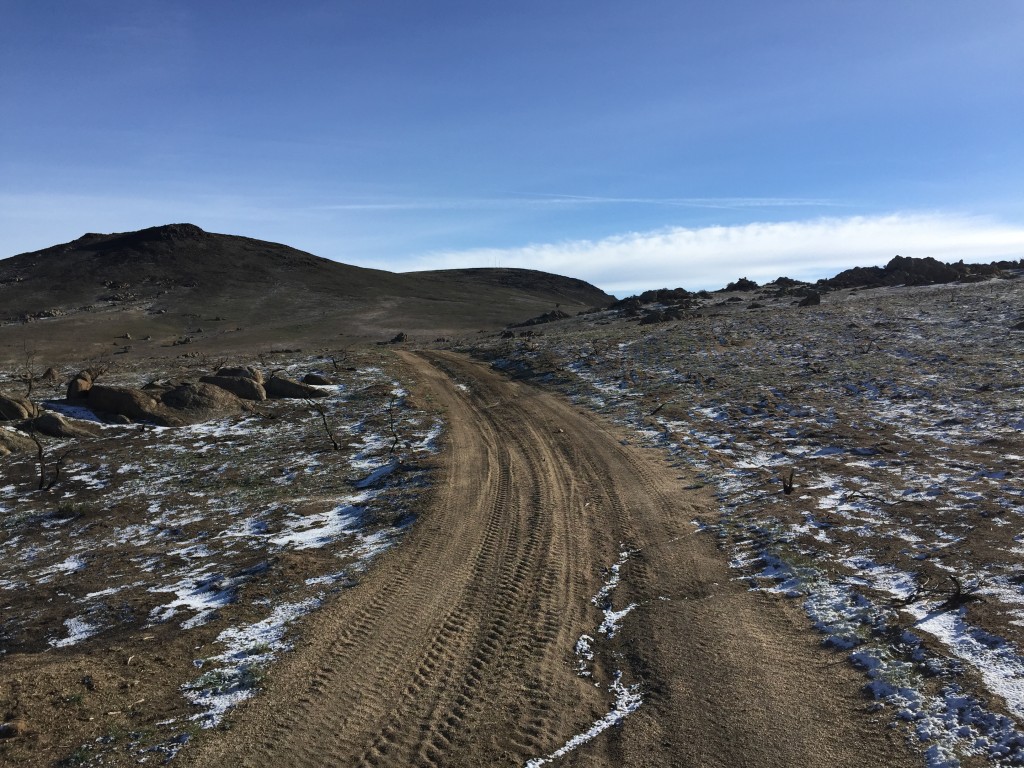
407,213 -> 1024,296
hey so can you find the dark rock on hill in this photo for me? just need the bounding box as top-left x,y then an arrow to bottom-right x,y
822,255 -> 1019,290
640,308 -> 683,325
512,309 -> 571,328
722,277 -> 759,292
798,292 -> 822,307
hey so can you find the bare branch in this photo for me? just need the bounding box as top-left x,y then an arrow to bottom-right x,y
782,468 -> 795,495
307,398 -> 340,451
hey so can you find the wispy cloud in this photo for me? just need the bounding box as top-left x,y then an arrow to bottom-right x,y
525,194 -> 842,209
403,213 -> 1024,296
314,194 -> 839,212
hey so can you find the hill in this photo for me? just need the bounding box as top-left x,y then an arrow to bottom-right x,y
0,224 -> 613,362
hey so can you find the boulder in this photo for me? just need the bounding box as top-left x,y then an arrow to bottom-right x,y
265,375 -> 328,399
0,392 -> 37,420
160,382 -> 245,418
66,369 -> 96,399
216,366 -> 263,384
29,412 -> 101,439
0,719 -> 28,739
798,292 -> 821,307
301,373 -> 335,385
0,428 -> 37,456
67,377 -> 91,398
200,375 -> 268,401
87,385 -> 171,424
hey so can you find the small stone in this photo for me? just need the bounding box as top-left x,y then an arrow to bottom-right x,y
0,719 -> 28,738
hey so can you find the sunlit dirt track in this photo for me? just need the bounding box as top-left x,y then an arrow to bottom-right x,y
180,350 -> 916,767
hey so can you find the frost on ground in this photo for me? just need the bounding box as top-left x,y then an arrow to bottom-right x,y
0,351 -> 442,765
532,549 -> 641,766
477,275 -> 1024,766
524,672 -> 642,768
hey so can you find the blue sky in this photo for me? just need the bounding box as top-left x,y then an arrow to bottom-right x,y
2,1 -> 1023,294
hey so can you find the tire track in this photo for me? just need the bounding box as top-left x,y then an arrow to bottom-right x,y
181,350 -> 921,768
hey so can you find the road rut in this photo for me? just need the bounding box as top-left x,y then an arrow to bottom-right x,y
180,351 -> 916,767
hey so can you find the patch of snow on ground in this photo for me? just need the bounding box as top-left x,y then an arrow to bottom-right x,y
598,604 -> 636,638
50,616 -> 100,648
574,634 -> 595,677
41,402 -> 106,423
36,554 -> 88,582
148,570 -> 236,629
270,495 -> 370,550
911,604 -> 1024,720
523,672 -> 642,768
183,598 -> 322,727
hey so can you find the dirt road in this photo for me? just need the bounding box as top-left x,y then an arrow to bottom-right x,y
181,351 -> 917,767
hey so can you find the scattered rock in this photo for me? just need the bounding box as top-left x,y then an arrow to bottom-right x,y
512,310 -> 570,328
41,367 -> 60,383
639,308 -> 682,325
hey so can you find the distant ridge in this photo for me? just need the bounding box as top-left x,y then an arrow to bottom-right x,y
0,224 -> 613,361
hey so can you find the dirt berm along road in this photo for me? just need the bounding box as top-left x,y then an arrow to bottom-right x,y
181,351 -> 917,767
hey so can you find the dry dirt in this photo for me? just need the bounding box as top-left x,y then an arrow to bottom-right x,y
0,351 -> 442,766
9,276 -> 1020,767
174,351 -> 917,767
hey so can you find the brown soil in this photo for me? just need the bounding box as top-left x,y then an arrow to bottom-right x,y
176,351 -> 917,767
0,351 -> 440,766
